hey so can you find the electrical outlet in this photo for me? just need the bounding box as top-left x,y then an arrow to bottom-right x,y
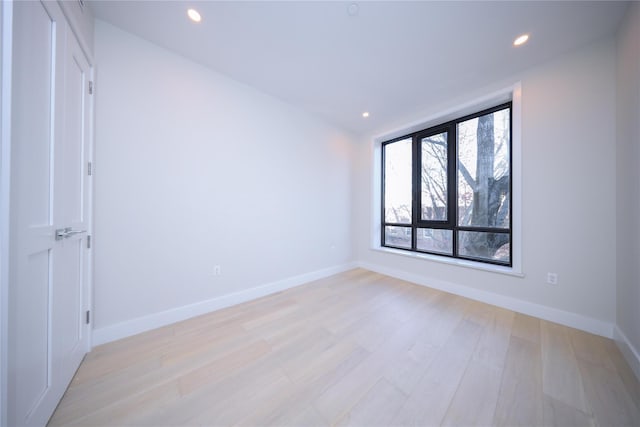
546,272 -> 558,285
213,265 -> 221,276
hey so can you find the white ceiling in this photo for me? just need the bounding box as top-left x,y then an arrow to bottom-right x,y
89,1 -> 629,135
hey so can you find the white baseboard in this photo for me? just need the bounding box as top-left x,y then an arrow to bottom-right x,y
356,261 -> 614,339
614,326 -> 640,382
93,259 -> 617,347
92,262 -> 357,346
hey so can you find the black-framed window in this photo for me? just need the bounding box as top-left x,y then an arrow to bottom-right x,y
382,103 -> 512,266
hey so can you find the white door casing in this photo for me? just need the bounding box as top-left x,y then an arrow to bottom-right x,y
0,2 -> 11,426
8,1 -> 92,425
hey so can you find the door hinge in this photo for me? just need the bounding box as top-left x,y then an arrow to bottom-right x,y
88,161 -> 92,176
86,310 -> 90,324
89,80 -> 94,95
87,235 -> 91,249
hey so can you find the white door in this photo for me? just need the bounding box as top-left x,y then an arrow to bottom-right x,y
9,1 -> 92,426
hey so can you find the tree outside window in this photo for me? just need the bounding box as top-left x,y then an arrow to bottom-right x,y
382,103 -> 511,266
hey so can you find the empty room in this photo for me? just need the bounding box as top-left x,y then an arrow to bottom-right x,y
2,0 -> 640,426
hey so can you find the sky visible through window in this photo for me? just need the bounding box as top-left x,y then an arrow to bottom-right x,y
384,138 -> 412,223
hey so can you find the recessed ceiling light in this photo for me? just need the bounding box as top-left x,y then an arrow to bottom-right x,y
187,8 -> 201,23
513,34 -> 529,46
362,112 -> 370,118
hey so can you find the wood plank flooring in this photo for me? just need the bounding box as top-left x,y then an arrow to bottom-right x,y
48,269 -> 640,426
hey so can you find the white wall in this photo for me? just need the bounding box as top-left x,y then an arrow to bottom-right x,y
616,1 -> 640,376
93,21 -> 355,341
353,38 -> 618,335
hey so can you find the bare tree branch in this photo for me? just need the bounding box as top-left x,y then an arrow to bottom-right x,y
424,137 -> 477,191
458,164 -> 477,192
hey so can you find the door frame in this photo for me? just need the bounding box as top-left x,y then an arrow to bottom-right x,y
1,2 -> 14,426
85,52 -> 95,353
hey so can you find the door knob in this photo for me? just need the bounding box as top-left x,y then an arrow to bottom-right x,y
55,227 -> 87,240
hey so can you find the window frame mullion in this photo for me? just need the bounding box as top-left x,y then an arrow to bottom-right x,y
381,141 -> 386,247
411,135 -> 420,251
447,124 -> 458,258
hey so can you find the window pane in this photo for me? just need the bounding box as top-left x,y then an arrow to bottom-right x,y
458,231 -> 510,263
384,226 -> 412,249
384,139 -> 412,224
421,132 -> 448,221
457,108 -> 510,228
417,228 -> 452,255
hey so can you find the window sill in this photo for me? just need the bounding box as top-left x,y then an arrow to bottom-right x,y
371,246 -> 525,278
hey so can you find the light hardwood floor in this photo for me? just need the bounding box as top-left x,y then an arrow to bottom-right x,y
49,269 -> 640,426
